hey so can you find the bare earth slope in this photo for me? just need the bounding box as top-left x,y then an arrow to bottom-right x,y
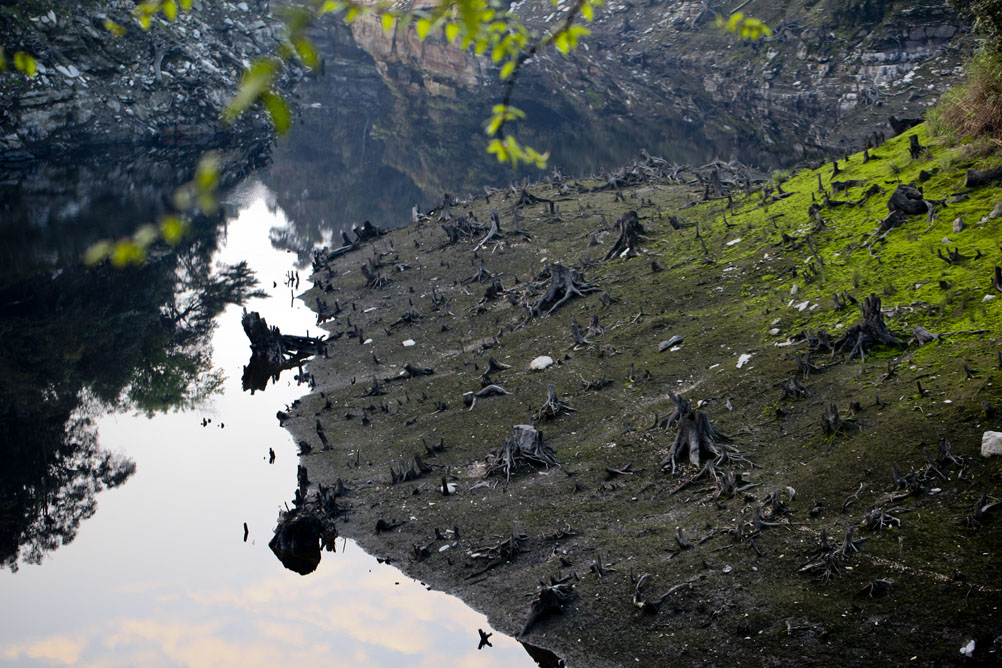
282,126 -> 1002,667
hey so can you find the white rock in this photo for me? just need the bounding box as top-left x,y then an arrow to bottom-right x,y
795,300 -> 810,312
737,353 -> 752,368
960,639 -> 975,657
726,238 -> 742,246
983,294 -> 996,303
402,339 -> 416,347
530,355 -> 554,371
981,431 -> 1002,457
363,338 -> 373,345
790,284 -> 800,295
988,201 -> 1002,220
953,218 -> 965,233
768,328 -> 781,336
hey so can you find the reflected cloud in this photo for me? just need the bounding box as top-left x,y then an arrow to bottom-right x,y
2,634 -> 85,665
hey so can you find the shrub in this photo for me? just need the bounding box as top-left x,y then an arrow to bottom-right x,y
931,49 -> 1002,147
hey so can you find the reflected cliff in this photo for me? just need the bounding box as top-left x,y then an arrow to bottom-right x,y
264,18 -> 712,258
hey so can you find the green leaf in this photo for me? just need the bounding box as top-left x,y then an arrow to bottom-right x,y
135,224 -> 158,249
195,153 -> 220,193
180,0 -> 192,9
83,241 -> 113,266
222,58 -> 277,123
581,1 -> 593,22
345,6 -> 359,23
293,37 -> 318,68
138,13 -> 152,30
262,91 -> 291,134
382,12 -> 396,33
160,215 -> 188,245
14,51 -> 37,77
500,60 -> 515,80
554,31 -> 569,54
0,47 -> 6,71
415,17 -> 431,40
319,1 -> 340,15
445,22 -> 460,42
103,19 -> 126,36
163,0 -> 178,21
110,241 -> 145,267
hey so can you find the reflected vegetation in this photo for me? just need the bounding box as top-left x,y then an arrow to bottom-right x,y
0,151 -> 271,571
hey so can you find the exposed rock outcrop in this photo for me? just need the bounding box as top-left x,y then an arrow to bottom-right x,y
0,0 -> 301,164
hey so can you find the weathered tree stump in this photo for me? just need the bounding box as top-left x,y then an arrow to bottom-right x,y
520,577 -> 575,638
659,394 -> 745,474
886,184 -> 928,216
833,293 -> 905,361
527,263 -> 601,319
535,384 -> 575,421
485,425 -> 559,481
603,210 -> 646,261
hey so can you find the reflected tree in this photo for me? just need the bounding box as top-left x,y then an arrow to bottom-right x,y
0,207 -> 266,569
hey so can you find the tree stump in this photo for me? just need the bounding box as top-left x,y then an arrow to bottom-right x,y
833,293 -> 905,361
486,425 -> 559,481
602,210 -> 646,261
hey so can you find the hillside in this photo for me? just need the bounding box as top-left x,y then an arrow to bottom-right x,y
280,125 -> 1002,666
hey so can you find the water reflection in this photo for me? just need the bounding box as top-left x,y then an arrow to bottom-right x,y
0,183 -> 541,667
264,19 -> 708,259
0,159 -> 269,571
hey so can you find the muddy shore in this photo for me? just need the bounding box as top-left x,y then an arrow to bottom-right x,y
281,131 -> 1002,666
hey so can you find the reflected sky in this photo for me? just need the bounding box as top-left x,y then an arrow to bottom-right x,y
0,185 -> 535,668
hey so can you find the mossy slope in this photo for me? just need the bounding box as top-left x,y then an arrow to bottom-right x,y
284,125 -> 1002,667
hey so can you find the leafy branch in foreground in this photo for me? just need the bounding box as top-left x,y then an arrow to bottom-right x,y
83,154 -> 219,267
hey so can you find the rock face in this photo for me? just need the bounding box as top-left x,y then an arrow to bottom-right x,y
0,1 -> 300,164
342,0 -> 970,166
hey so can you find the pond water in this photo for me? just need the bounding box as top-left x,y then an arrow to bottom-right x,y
0,181 -> 546,667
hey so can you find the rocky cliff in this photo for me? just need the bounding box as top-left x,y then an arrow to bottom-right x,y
343,0 -> 971,167
0,0 -> 299,165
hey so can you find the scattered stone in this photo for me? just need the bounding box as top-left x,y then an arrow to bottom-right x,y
768,328 -> 781,336
983,295 -> 997,303
402,339 -> 416,347
737,353 -> 752,368
987,202 -> 1002,221
530,355 -> 554,371
981,431 -> 1002,457
658,335 -> 684,352
953,218 -> 965,233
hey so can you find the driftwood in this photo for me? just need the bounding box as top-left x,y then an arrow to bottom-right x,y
965,163 -> 1002,188
463,384 -> 512,408
242,310 -> 325,365
632,573 -> 701,615
485,425 -> 559,481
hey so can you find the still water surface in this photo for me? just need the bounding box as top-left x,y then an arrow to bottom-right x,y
0,184 -> 538,667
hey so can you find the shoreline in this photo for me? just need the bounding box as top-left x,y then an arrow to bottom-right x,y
282,137 -> 1002,666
